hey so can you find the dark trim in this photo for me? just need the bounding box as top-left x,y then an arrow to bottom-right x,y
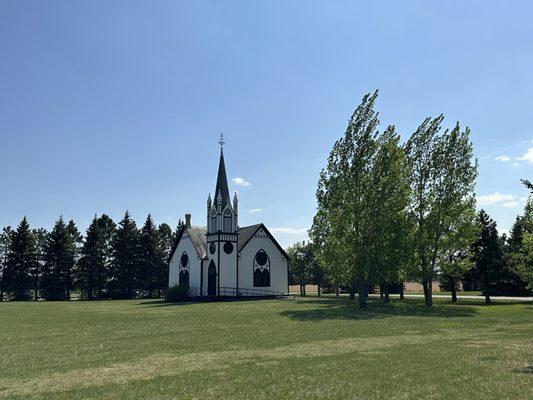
217,232 -> 220,296
200,259 -> 204,296
238,224 -> 290,260
236,245 -> 239,295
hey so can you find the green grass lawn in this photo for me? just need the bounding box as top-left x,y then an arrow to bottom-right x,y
0,297 -> 532,399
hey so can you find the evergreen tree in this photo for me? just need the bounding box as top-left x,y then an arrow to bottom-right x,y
32,228 -> 48,300
109,211 -> 139,299
0,226 -> 13,301
506,198 -> 533,292
3,218 -> 38,300
77,216 -> 107,300
40,217 -> 77,300
157,223 -> 175,295
138,214 -> 162,298
471,210 -> 504,304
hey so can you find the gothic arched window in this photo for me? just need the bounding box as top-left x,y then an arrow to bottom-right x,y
210,210 -> 217,232
253,249 -> 270,287
223,209 -> 232,232
179,251 -> 190,287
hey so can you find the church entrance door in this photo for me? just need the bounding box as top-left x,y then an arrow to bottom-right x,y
208,260 -> 216,296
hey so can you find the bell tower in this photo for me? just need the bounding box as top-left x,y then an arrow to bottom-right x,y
205,134 -> 239,295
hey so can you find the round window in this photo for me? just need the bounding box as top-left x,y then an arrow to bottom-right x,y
223,241 -> 234,254
180,253 -> 188,267
209,242 -> 216,254
255,250 -> 268,266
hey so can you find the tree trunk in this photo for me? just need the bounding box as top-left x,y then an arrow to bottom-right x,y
358,282 -> 368,309
450,276 -> 457,303
336,285 -> 339,297
34,289 -> 38,301
317,285 -> 321,297
399,284 -> 404,300
379,285 -> 384,299
422,279 -> 433,307
384,288 -> 390,303
484,287 -> 491,305
349,283 -> 355,300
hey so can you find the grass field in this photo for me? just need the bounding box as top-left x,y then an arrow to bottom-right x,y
0,297 -> 532,399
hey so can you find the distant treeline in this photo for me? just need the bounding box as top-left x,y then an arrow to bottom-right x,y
0,212 -> 183,301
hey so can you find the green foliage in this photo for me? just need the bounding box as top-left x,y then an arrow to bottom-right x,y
287,241 -> 323,295
165,283 -> 189,302
311,91 -> 412,307
507,197 -> 533,290
138,214 -> 167,298
405,118 -> 477,306
0,226 -> 13,301
471,210 -> 505,304
77,216 -> 108,300
40,217 -> 78,300
108,211 -> 139,299
3,218 -> 38,300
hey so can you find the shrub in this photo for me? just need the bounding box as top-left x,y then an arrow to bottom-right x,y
165,284 -> 189,302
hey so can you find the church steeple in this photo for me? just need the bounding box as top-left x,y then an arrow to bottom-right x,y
214,134 -> 231,210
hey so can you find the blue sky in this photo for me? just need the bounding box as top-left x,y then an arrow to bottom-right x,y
1,1 -> 532,246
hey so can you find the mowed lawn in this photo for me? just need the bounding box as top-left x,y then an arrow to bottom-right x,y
0,297 -> 532,399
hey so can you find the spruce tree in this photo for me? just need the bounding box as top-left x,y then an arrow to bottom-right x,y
0,226 -> 13,301
32,228 -> 48,300
109,211 -> 139,299
40,217 -> 76,300
471,210 -> 504,304
138,214 -> 161,298
77,216 -> 106,300
4,218 -> 38,300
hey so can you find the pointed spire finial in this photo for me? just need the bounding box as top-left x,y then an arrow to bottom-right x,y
219,132 -> 225,149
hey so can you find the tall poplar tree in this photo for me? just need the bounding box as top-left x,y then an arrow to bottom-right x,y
405,119 -> 477,306
4,218 -> 38,300
109,211 -> 139,299
311,91 -> 382,308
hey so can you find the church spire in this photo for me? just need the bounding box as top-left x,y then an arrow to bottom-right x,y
214,133 -> 230,210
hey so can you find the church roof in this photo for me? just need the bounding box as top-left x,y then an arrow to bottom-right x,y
214,148 -> 231,210
237,223 -> 290,260
167,226 -> 207,262
168,223 -> 289,263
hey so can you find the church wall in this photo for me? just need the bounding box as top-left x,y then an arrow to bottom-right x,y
168,232 -> 202,291
238,227 -> 288,295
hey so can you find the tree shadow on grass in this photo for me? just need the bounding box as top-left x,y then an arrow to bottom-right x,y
279,297 -> 479,321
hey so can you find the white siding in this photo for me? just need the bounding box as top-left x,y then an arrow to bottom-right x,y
238,227 -> 288,295
168,231 -> 202,290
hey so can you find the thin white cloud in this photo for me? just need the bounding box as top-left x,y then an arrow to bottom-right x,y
248,208 -> 262,213
512,162 -> 520,167
477,192 -> 515,206
270,227 -> 308,235
502,201 -> 519,208
495,155 -> 511,162
232,177 -> 251,187
517,147 -> 533,163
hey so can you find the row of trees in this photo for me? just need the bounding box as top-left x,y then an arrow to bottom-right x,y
0,212 -> 180,301
307,91 -> 532,308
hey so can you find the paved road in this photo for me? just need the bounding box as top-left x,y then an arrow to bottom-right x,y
369,293 -> 533,302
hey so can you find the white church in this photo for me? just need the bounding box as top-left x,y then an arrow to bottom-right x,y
168,138 -> 289,297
